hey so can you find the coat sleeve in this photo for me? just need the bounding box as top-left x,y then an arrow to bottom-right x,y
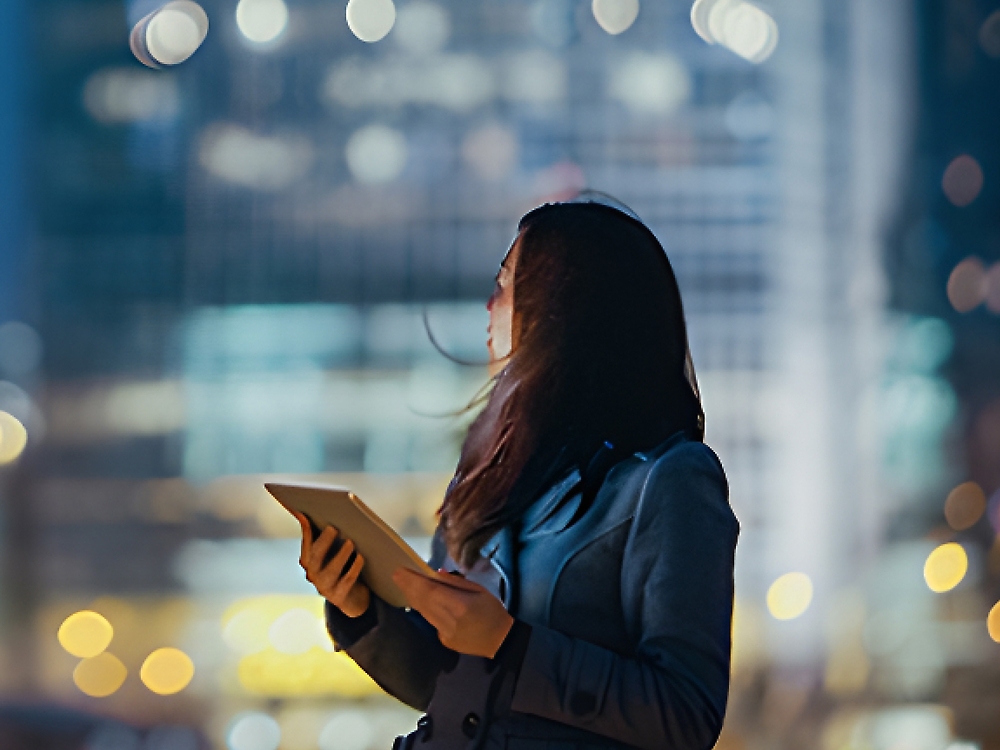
324,527 -> 459,711
507,442 -> 739,750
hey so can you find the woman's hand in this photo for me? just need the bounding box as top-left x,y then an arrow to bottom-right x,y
295,512 -> 371,618
392,567 -> 514,658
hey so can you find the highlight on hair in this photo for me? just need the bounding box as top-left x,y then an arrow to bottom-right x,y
439,201 -> 703,567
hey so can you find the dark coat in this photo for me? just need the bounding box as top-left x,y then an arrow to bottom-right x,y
326,432 -> 739,750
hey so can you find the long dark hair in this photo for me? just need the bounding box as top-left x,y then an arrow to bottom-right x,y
439,201 -> 703,567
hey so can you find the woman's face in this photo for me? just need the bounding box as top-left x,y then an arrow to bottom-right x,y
486,240 -> 518,362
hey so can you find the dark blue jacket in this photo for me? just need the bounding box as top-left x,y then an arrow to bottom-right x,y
326,433 -> 739,750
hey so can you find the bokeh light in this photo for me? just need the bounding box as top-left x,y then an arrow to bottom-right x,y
346,0 -> 396,43
394,1 -> 449,55
131,1 -> 209,68
766,572 -> 813,620
318,711 -> 375,750
0,411 -> 28,465
988,600 -> 1000,643
979,10 -> 1000,58
923,542 -> 968,593
591,0 -> 640,36
944,481 -> 987,531
83,69 -> 180,125
691,0 -> 779,64
199,124 -> 314,191
58,610 -> 114,658
140,647 -> 195,695
73,652 -> 127,697
345,124 -> 408,184
608,52 -> 690,115
946,257 -> 988,313
236,0 -> 289,44
941,154 -> 984,207
228,712 -> 281,750
268,608 -> 327,655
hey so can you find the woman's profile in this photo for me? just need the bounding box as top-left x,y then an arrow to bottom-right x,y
295,199 -> 739,750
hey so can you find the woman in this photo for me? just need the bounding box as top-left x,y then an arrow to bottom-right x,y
296,200 -> 739,750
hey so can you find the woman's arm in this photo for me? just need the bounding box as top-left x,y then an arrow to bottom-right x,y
506,442 -> 738,750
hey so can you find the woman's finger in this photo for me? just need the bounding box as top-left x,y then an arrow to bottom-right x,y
294,512 -> 313,568
393,568 -> 471,619
331,553 -> 365,600
307,526 -> 337,575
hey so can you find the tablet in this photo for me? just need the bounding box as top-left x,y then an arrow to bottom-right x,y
265,482 -> 436,609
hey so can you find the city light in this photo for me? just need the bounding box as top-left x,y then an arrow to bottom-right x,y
318,711 -> 376,750
591,0 -> 640,35
73,652 -> 128,698
345,124 -> 408,184
923,542 -> 968,593
989,600 -> 1000,643
268,608 -> 329,655
944,481 -> 987,531
946,257 -> 988,313
130,1 -> 209,68
83,68 -> 180,124
228,712 -> 282,750
236,0 -> 289,44
607,52 -> 690,115
942,154 -> 984,207
766,572 -> 813,620
0,411 -> 27,465
140,647 -> 195,694
58,610 -> 114,658
199,124 -> 314,190
346,0 -> 396,43
690,0 -> 779,64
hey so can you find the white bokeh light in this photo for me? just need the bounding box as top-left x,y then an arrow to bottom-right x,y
345,124 -> 408,184
395,1 -> 449,54
267,608 -> 327,654
346,0 -> 397,43
691,0 -> 778,64
228,712 -> 281,750
131,1 -> 209,68
200,124 -> 314,190
236,0 -> 289,44
608,52 -> 690,115
592,0 -> 640,35
318,712 -> 375,750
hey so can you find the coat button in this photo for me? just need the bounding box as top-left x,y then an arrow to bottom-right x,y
570,691 -> 596,716
461,712 -> 480,739
417,715 -> 433,741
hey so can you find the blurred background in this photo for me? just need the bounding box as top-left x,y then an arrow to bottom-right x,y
0,0 -> 998,747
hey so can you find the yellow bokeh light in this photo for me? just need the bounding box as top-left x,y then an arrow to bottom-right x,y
0,411 -> 28,464
766,572 -> 813,620
924,542 -> 968,593
58,610 -> 114,658
140,647 -> 195,695
988,601 -> 1000,643
73,652 -> 127,697
238,647 -> 381,698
